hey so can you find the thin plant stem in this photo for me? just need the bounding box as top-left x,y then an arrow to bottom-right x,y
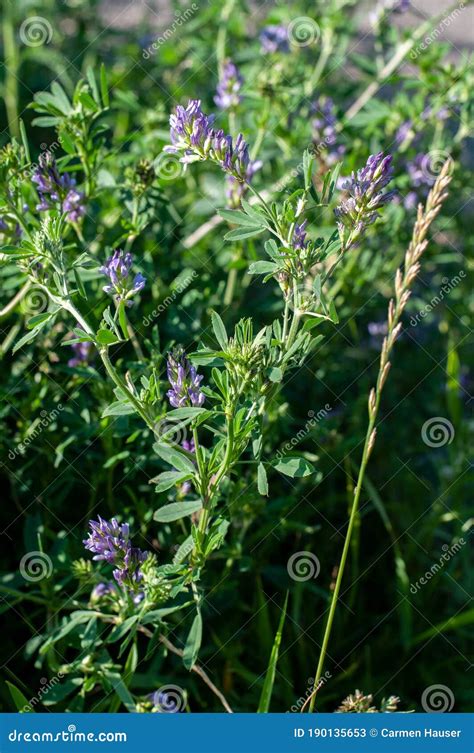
308,160 -> 453,712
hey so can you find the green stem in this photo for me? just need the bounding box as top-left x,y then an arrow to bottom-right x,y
3,1 -> 20,138
100,348 -> 153,431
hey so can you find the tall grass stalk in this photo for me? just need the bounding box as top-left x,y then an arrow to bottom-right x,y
308,160 -> 453,712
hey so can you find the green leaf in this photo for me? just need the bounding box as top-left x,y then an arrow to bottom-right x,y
152,471 -> 193,494
107,616 -> 138,643
257,463 -> 268,496
248,261 -> 278,275
102,400 -> 134,417
26,312 -> 52,329
267,366 -> 283,383
154,443 -> 195,473
218,209 -> 263,227
96,329 -> 120,345
273,456 -> 315,478
257,592 -> 288,712
224,227 -> 265,241
154,499 -> 202,522
142,602 -> 193,625
117,301 -> 130,341
166,407 -> 209,420
100,63 -> 110,107
183,611 -> 202,670
103,669 -> 135,712
6,681 -> 34,712
211,310 -> 228,348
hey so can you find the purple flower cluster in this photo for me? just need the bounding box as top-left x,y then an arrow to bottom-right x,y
165,100 -> 253,182
311,97 -> 345,166
84,516 -> 148,591
214,60 -> 243,110
32,153 -> 85,223
259,25 -> 289,54
293,220 -> 308,251
167,348 -> 205,409
100,249 -> 146,305
334,152 -> 395,241
68,340 -> 92,368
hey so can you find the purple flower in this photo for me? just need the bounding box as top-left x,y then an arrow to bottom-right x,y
406,153 -> 435,188
68,340 -> 92,368
394,119 -> 413,147
63,189 -> 86,223
165,100 -> 253,182
259,25 -> 289,54
84,517 -> 148,593
100,249 -> 146,305
311,97 -> 345,165
215,60 -> 243,110
84,516 -> 130,563
166,348 -> 205,409
32,152 -> 85,223
90,581 -> 117,601
334,152 -> 395,242
293,220 -> 308,251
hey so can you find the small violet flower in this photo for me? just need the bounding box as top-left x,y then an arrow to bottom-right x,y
214,60 -> 243,110
165,100 -> 252,182
293,220 -> 308,251
68,340 -> 92,368
259,25 -> 290,54
32,152 -> 85,223
311,97 -> 345,166
84,516 -> 148,592
100,249 -> 146,305
166,348 -> 205,409
334,152 -> 395,243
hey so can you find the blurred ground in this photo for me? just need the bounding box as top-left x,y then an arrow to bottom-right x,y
100,0 -> 473,51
